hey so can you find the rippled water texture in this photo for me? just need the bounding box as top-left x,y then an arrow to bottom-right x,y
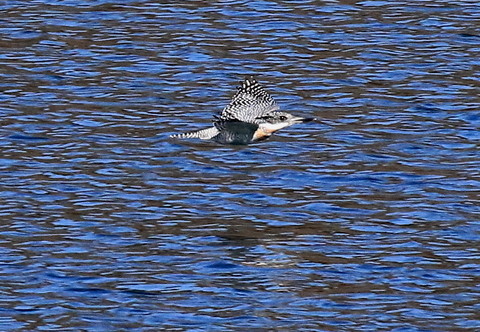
1,0 -> 479,330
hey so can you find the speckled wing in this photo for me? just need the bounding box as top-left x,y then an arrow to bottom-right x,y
219,77 -> 279,123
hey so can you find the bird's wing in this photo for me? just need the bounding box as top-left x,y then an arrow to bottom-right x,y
218,77 -> 279,123
213,118 -> 259,144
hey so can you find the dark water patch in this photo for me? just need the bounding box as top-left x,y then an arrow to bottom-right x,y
8,134 -> 49,140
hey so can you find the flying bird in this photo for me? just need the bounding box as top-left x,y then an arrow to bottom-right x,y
170,77 -> 314,145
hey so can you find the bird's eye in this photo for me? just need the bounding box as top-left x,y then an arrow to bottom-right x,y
279,115 -> 287,121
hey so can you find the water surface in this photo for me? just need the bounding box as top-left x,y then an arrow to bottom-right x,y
1,0 -> 479,330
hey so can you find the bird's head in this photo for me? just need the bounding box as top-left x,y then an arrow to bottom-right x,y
256,112 -> 315,133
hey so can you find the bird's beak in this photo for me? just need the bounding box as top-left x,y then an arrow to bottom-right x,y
292,116 -> 316,123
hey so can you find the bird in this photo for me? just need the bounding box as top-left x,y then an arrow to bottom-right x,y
170,77 -> 315,145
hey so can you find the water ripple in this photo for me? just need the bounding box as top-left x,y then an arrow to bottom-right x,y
0,0 -> 478,330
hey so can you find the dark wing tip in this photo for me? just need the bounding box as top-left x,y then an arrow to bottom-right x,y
238,76 -> 257,89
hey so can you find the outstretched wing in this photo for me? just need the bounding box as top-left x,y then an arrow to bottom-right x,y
219,77 -> 279,123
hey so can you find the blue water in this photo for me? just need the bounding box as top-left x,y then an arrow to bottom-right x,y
0,0 -> 479,330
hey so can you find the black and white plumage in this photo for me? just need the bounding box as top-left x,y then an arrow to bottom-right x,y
219,77 -> 280,123
170,77 -> 314,145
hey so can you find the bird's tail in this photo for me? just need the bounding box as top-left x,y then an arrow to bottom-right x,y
170,126 -> 219,140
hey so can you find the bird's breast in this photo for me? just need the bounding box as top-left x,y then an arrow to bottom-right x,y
252,128 -> 272,141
